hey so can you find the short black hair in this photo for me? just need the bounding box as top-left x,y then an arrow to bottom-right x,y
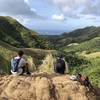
58,54 -> 63,58
18,50 -> 24,57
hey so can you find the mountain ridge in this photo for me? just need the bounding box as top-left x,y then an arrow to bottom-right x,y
0,16 -> 51,49
42,26 -> 100,48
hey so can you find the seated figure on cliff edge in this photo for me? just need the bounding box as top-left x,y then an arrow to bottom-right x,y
10,50 -> 31,75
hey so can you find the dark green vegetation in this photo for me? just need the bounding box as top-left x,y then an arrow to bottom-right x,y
0,16 -> 51,49
0,40 -> 16,73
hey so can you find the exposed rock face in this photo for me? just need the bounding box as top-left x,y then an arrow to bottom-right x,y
0,74 -> 97,100
39,54 -> 54,73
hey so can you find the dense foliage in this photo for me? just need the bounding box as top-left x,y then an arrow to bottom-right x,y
0,16 -> 51,49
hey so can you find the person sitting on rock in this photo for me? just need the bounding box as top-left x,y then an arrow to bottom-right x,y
76,73 -> 94,91
54,55 -> 66,74
76,73 -> 87,85
11,50 -> 31,75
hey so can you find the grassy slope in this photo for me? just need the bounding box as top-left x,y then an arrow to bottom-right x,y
70,57 -> 100,87
64,37 -> 100,53
42,26 -> 100,48
0,16 -> 38,47
0,16 -> 51,49
0,40 -> 16,73
63,37 -> 100,87
60,26 -> 100,47
0,40 -> 57,73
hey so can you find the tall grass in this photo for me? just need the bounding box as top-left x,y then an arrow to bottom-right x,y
70,57 -> 100,87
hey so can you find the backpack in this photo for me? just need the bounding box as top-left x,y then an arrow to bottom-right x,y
55,58 -> 65,69
54,58 -> 65,74
11,57 -> 21,72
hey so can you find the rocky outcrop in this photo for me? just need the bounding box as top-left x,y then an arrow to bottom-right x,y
0,74 -> 97,100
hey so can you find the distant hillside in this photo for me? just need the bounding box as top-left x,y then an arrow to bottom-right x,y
62,26 -> 100,42
0,16 -> 51,49
64,37 -> 100,53
43,26 -> 100,48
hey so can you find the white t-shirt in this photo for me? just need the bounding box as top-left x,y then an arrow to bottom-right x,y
11,56 -> 26,68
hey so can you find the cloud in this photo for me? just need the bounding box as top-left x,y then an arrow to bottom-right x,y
24,0 -> 30,5
42,0 -> 100,19
82,0 -> 100,16
0,0 -> 99,20
52,14 -> 66,21
42,0 -> 88,18
0,0 -> 42,19
30,8 -> 37,13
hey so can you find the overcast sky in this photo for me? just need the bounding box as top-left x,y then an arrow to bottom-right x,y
0,0 -> 100,34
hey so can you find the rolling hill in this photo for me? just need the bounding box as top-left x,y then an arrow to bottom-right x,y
43,26 -> 100,48
0,16 -> 51,49
62,26 -> 100,42
64,37 -> 100,53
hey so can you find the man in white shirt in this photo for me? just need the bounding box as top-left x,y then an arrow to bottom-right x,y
11,50 -> 31,75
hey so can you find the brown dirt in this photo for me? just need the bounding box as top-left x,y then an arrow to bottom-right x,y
0,73 -> 98,100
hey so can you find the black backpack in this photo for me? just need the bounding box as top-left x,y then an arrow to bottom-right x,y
54,58 -> 66,74
56,58 -> 65,68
